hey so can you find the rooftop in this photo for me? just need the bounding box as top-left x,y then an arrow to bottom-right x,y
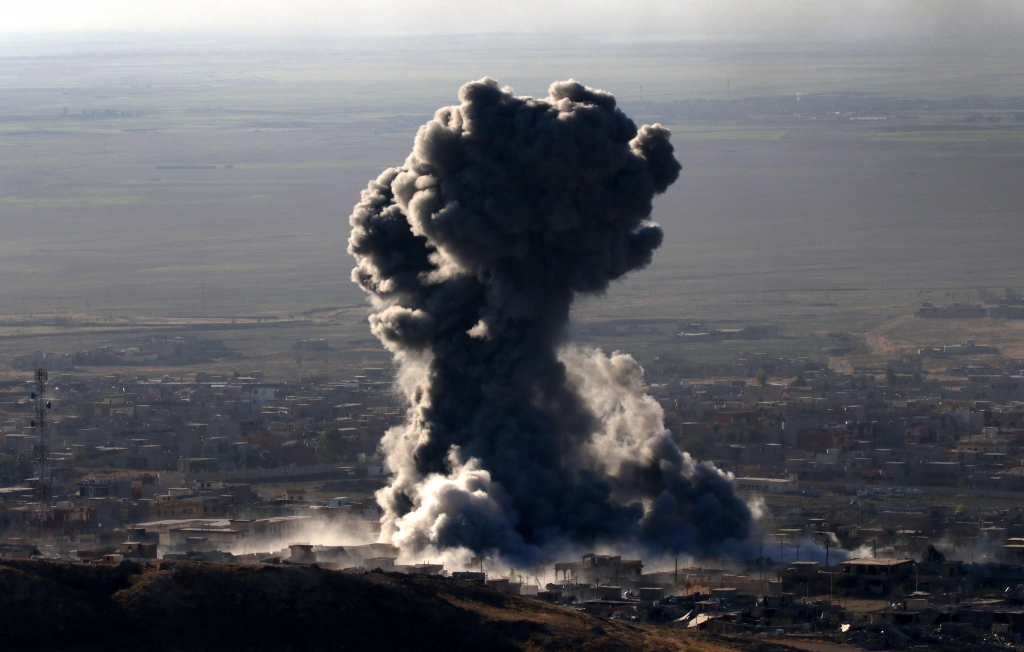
842,558 -> 912,567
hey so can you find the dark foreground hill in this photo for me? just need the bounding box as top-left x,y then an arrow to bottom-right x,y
0,558 -> 800,652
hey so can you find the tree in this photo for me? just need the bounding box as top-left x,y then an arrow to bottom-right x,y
741,426 -> 766,444
258,449 -> 274,468
679,436 -> 711,460
16,453 -> 32,480
885,366 -> 897,386
315,427 -> 348,462
756,368 -> 768,387
923,544 -> 946,563
912,371 -> 923,385
879,525 -> 898,547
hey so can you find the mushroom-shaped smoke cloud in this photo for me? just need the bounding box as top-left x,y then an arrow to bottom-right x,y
349,78 -> 753,564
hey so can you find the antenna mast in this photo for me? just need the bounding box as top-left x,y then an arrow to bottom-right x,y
31,368 -> 52,539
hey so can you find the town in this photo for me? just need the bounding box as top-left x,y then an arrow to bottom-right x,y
3,322 -> 1024,647
5,9 -> 1024,649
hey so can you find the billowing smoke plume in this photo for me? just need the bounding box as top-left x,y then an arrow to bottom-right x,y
348,78 -> 753,564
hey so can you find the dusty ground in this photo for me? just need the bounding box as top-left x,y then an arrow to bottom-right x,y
864,314 -> 1024,360
864,315 -> 915,358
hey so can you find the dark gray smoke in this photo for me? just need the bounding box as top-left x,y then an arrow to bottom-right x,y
348,78 -> 753,564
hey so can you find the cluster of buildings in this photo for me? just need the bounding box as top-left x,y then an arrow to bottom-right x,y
522,553 -> 1024,644
4,327 -> 1024,643
616,347 -> 1024,589
644,352 -> 1024,495
0,361 -> 404,552
918,301 -> 1024,320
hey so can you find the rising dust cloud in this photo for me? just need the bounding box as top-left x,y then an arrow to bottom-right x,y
348,78 -> 754,565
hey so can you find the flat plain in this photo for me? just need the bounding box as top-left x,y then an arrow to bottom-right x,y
2,35 -> 1023,376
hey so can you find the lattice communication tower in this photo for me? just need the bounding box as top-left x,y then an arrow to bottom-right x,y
31,368 -> 52,533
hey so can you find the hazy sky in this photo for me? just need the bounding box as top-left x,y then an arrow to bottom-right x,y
3,0 -> 1023,41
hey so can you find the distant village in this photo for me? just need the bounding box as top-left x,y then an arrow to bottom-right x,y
3,325 -> 1024,646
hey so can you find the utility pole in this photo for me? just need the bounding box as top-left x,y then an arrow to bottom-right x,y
759,540 -> 764,597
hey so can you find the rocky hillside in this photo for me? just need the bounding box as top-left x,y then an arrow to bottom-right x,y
0,559 -> 792,651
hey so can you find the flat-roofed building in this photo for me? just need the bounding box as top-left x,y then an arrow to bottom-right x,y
841,558 -> 913,595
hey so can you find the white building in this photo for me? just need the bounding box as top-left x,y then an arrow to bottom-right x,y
734,475 -> 798,494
